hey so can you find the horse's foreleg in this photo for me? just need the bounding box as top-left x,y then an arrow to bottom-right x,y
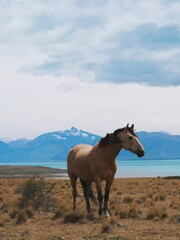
103,179 -> 114,217
94,177 -> 103,215
70,175 -> 78,210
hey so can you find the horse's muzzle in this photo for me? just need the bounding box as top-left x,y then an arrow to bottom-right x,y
137,149 -> 145,158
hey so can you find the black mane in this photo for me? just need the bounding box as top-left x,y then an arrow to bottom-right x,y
99,127 -> 137,148
99,133 -> 112,147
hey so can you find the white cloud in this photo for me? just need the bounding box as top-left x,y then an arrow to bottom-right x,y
0,0 -> 180,138
0,0 -> 180,86
1,66 -> 180,138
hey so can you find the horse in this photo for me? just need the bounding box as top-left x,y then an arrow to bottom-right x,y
67,124 -> 145,217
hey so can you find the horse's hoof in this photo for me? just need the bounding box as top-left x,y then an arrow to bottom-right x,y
99,211 -> 110,219
103,211 -> 110,218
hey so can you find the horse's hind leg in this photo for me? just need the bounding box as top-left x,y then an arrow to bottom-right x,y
80,179 -> 91,213
70,174 -> 78,210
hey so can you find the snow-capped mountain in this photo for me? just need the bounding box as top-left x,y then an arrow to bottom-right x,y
28,127 -> 99,147
1,127 -> 180,163
0,127 -> 101,162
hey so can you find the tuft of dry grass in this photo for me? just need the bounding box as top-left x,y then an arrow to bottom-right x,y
53,208 -> 63,220
122,196 -> 134,204
146,204 -> 168,221
101,217 -> 117,234
16,211 -> 27,225
63,211 -> 85,223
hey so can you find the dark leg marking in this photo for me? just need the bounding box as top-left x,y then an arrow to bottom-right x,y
97,189 -> 103,215
70,175 -> 77,210
103,180 -> 113,216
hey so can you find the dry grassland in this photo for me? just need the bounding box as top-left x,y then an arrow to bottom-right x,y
0,177 -> 179,240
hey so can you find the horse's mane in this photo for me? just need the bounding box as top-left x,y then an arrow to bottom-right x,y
99,127 -> 137,148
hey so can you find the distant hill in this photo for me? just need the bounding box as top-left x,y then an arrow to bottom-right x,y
0,127 -> 180,163
0,127 -> 100,163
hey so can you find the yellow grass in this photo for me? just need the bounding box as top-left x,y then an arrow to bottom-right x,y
0,177 -> 180,240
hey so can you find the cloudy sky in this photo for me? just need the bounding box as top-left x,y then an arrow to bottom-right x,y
0,0 -> 180,139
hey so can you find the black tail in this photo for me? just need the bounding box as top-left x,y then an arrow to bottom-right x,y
80,179 -> 97,204
89,187 -> 98,204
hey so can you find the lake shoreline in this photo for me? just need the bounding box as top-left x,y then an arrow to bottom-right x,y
1,158 -> 179,178
0,165 -> 68,179
0,165 -> 179,179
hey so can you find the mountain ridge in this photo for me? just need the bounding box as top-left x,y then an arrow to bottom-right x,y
0,127 -> 180,163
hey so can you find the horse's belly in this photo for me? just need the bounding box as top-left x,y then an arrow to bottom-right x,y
73,160 -> 92,182
67,145 -> 93,182
89,156 -> 117,181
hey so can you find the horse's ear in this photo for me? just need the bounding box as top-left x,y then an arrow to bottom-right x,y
124,123 -> 129,132
131,124 -> 134,130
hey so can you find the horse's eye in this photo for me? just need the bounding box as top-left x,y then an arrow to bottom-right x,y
128,136 -> 133,140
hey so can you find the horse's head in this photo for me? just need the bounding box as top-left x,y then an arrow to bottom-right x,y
114,124 -> 145,157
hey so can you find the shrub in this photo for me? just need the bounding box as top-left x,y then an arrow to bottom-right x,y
26,209 -> 34,218
63,211 -> 84,223
122,196 -> 133,204
52,236 -> 64,240
127,204 -> 139,219
16,177 -> 56,211
146,205 -> 168,221
0,215 -> 10,226
16,177 -> 45,200
154,193 -> 166,202
136,196 -> 146,204
1,203 -> 9,213
173,216 -> 180,224
101,223 -> 112,234
101,218 -> 116,234
16,211 -> 26,225
117,191 -> 122,196
9,209 -> 18,219
86,212 -> 96,221
116,209 -> 127,219
53,208 -> 63,220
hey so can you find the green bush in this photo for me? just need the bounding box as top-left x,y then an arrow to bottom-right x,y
16,177 -> 56,211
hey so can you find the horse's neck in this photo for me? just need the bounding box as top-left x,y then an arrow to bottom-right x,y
100,145 -> 122,161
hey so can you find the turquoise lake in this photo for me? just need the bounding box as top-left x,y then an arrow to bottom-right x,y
0,159 -> 180,178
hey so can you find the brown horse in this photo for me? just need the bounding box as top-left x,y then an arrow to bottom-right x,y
67,124 -> 145,217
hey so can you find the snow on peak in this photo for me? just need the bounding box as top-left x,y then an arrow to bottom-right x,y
81,133 -> 88,137
0,137 -> 13,143
53,134 -> 66,140
70,127 -> 90,137
50,127 -> 95,140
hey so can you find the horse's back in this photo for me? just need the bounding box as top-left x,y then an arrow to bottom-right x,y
67,144 -> 93,181
67,144 -> 92,163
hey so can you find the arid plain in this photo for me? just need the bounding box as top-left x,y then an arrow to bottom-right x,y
0,167 -> 179,240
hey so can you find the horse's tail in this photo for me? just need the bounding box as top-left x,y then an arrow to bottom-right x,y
80,179 -> 97,204
89,187 -> 98,204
